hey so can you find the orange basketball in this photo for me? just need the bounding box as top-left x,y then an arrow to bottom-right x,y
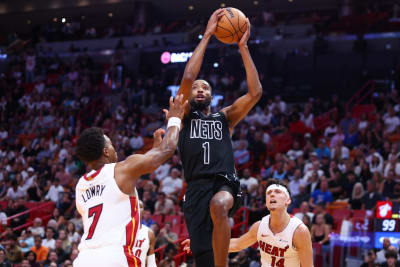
214,7 -> 247,44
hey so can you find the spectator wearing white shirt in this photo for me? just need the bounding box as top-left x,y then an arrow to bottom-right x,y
29,217 -> 45,237
269,96 -> 287,113
6,180 -> 25,200
330,140 -> 350,160
155,162 -> 171,181
42,227 -> 56,250
303,160 -> 324,183
129,130 -> 144,151
324,121 -> 337,138
286,140 -> 304,161
358,113 -> 368,131
160,168 -> 183,196
289,169 -> 304,198
234,141 -> 250,166
294,201 -> 315,222
240,168 -> 258,195
300,105 -> 314,129
384,156 -> 400,177
45,179 -> 64,203
384,107 -> 400,135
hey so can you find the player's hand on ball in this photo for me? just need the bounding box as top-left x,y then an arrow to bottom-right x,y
163,94 -> 188,121
181,239 -> 191,254
238,18 -> 251,47
204,8 -> 225,37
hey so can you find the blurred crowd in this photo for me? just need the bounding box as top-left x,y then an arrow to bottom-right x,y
0,24 -> 400,266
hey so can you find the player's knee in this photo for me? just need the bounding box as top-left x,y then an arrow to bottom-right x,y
209,198 -> 229,219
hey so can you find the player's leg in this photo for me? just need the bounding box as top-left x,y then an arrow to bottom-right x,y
209,190 -> 234,267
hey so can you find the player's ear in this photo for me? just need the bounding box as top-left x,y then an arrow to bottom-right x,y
103,147 -> 109,157
286,196 -> 291,206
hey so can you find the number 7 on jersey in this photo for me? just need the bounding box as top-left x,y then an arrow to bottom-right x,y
86,203 -> 103,240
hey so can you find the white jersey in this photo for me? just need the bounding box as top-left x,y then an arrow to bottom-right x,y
257,215 -> 303,267
75,163 -> 141,266
132,225 -> 150,265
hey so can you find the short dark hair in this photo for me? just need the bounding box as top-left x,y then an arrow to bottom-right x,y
76,127 -> 106,163
385,250 -> 398,259
266,178 -> 291,198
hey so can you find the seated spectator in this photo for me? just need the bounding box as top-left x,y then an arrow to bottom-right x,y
340,111 -> 357,134
361,180 -> 383,211
45,179 -> 64,203
160,168 -> 182,197
272,160 -> 287,180
44,250 -> 59,267
141,209 -> 155,227
324,121 -> 337,138
240,168 -> 259,195
309,180 -> 332,208
314,139 -> 330,160
54,239 -> 68,264
350,182 -> 364,210
234,140 -> 250,166
343,124 -> 359,149
381,249 -> 400,267
286,141 -> 304,161
42,228 -> 56,250
0,245 -> 11,267
6,180 -> 25,200
30,235 -> 49,264
360,249 -> 377,267
312,203 -> 334,229
29,218 -> 45,237
25,251 -> 40,267
377,238 -> 392,263
129,129 -> 144,151
158,243 -> 177,267
18,230 -> 34,253
155,222 -> 178,248
66,222 -> 80,244
311,214 -> 330,246
4,234 -> 23,263
154,192 -> 174,215
294,201 -> 314,221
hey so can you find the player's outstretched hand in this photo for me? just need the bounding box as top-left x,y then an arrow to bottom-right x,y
238,18 -> 251,47
204,8 -> 225,37
181,239 -> 191,254
163,94 -> 188,121
152,128 -> 165,149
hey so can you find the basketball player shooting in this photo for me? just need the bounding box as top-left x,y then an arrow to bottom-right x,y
73,95 -> 187,267
183,179 -> 313,267
163,9 -> 262,267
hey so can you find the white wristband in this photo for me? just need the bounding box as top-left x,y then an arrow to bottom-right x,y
147,254 -> 156,267
167,117 -> 181,131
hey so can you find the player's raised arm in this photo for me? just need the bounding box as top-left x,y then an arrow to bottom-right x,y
293,224 -> 314,267
116,95 -> 188,181
221,19 -> 262,132
177,9 -> 224,115
229,221 -> 260,252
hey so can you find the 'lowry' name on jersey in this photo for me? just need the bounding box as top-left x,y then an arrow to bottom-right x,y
82,185 -> 106,203
190,119 -> 223,140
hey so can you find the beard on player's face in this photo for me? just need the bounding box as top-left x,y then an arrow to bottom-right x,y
190,96 -> 212,111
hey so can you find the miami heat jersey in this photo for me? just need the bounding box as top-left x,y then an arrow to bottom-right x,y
257,215 -> 303,267
75,163 -> 141,266
132,225 -> 150,265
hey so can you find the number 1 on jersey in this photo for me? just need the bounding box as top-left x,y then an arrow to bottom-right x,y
86,203 -> 103,240
271,256 -> 284,267
202,142 -> 210,164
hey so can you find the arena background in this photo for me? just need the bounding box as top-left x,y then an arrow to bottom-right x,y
0,0 -> 399,266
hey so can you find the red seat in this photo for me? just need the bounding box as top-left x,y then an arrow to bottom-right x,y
150,215 -> 163,226
352,209 -> 366,220
180,221 -> 189,238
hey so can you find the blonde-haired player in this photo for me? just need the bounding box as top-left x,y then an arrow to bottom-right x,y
183,178 -> 313,267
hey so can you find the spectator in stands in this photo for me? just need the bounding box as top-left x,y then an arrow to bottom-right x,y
315,138 -> 330,160
312,203 -> 334,229
330,127 -> 345,149
362,180 -> 383,211
234,140 -> 250,167
240,168 -> 258,196
129,129 -> 144,151
381,249 -> 400,267
311,213 -> 330,250
66,222 -> 80,244
6,180 -> 24,200
309,179 -> 332,208
0,245 -> 11,267
154,192 -> 174,215
286,141 -> 304,161
7,198 -> 29,228
158,243 -> 177,267
44,250 -> 58,267
383,107 -> 400,136
380,169 -> 396,200
42,228 -> 56,250
360,249 -> 377,267
44,179 -> 64,203
155,162 -> 171,181
25,251 -> 40,267
18,230 -> 34,253
302,214 -> 312,230
55,164 -> 71,187
155,222 -> 178,249
272,160 -> 287,180
57,229 -> 71,254
377,238 -> 392,263
343,124 -> 359,149
340,112 -> 357,134
289,169 -> 303,205
294,201 -> 314,221
349,182 -> 364,209
141,209 -> 155,227
4,234 -> 23,263
29,218 -> 45,237
30,235 -> 49,264
260,158 -> 273,180
160,168 -> 182,198
54,239 -> 68,264
324,121 -> 337,138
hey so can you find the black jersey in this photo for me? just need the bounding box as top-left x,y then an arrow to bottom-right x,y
178,110 -> 236,182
